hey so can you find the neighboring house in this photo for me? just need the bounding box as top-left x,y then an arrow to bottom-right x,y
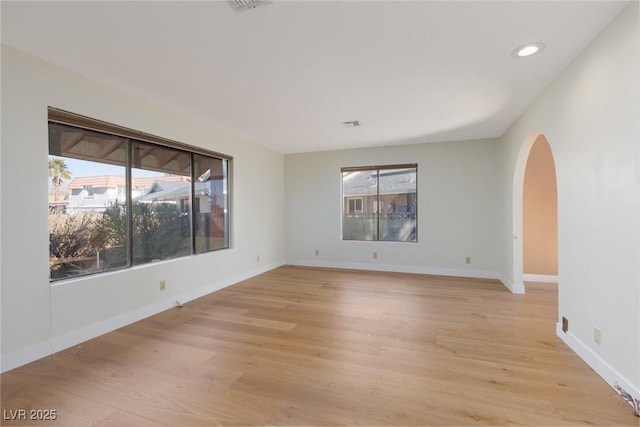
343,169 -> 417,217
134,179 -> 194,211
65,175 -> 190,213
66,175 -> 127,212
134,178 -> 227,243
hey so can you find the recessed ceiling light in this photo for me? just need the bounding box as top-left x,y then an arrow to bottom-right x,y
512,43 -> 545,58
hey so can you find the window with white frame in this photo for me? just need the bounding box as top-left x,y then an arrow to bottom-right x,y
347,197 -> 363,215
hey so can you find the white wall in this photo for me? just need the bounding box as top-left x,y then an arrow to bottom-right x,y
498,2 -> 639,396
284,139 -> 502,281
0,45 -> 285,372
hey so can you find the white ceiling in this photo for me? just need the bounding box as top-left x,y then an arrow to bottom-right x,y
1,1 -> 630,153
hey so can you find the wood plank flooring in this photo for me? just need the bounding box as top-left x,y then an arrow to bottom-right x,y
1,266 -> 637,426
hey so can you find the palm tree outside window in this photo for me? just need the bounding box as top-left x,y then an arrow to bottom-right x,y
49,157 -> 71,201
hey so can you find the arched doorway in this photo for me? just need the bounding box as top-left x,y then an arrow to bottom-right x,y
523,136 -> 558,282
512,133 -> 558,293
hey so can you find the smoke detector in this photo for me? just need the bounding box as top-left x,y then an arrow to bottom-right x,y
231,0 -> 271,11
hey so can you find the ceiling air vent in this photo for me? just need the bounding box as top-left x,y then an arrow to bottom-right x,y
231,0 -> 271,11
343,121 -> 361,128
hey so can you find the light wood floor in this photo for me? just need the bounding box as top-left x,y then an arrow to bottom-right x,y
1,266 -> 637,426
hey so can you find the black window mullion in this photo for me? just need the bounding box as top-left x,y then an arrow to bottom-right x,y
125,138 -> 133,268
376,169 -> 380,241
190,152 -> 197,254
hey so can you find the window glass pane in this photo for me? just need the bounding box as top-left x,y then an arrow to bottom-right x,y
131,141 -> 192,264
342,170 -> 378,241
193,155 -> 229,253
379,168 -> 417,242
48,123 -> 128,280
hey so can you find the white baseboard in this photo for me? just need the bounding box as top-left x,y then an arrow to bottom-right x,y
556,322 -> 640,406
0,341 -> 55,375
524,274 -> 559,283
0,260 -> 284,374
495,272 -> 525,294
285,259 -> 525,294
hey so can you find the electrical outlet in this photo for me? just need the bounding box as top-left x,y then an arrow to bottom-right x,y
373,251 -> 378,259
465,256 -> 471,264
594,328 -> 601,345
160,280 -> 166,291
257,254 -> 260,262
315,249 -> 320,256
562,316 -> 568,333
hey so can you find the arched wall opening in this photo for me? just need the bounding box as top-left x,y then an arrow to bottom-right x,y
512,133 -> 558,293
523,136 -> 558,282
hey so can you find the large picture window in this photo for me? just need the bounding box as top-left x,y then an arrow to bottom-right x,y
342,164 -> 417,242
48,108 -> 231,281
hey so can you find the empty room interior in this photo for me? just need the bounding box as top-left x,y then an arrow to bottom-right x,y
1,1 -> 639,426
